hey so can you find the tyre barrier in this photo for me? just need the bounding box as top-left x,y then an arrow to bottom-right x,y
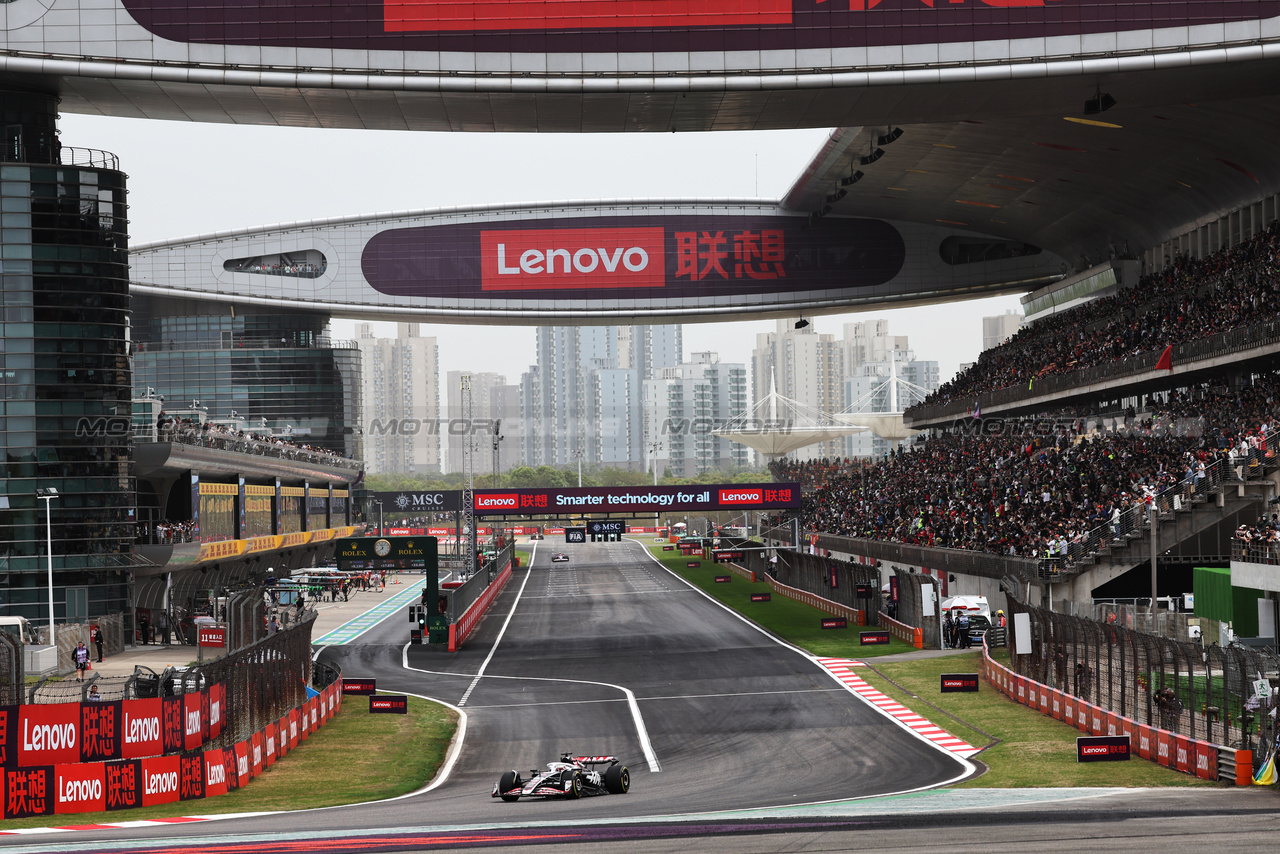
981,644 -> 1251,785
0,681 -> 344,818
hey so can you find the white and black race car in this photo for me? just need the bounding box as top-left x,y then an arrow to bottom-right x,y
492,754 -> 630,801
551,553 -> 570,562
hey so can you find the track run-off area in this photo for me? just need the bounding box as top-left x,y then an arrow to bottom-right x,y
6,539 -> 1276,854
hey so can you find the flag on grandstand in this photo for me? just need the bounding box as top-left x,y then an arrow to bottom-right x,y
1155,345 -> 1173,371
972,402 -> 981,419
1253,744 -> 1276,785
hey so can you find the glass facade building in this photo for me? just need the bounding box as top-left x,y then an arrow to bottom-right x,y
0,91 -> 134,621
131,295 -> 362,458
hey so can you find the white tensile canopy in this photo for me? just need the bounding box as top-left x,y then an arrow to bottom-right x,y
714,379 -> 867,460
832,350 -> 925,442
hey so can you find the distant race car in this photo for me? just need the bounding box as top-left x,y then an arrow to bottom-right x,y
551,553 -> 570,562
493,754 -> 630,801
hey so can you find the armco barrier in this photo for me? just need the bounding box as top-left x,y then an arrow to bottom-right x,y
449,559 -> 513,652
760,575 -> 864,626
879,613 -> 925,649
981,643 -> 1251,785
0,680 -> 344,818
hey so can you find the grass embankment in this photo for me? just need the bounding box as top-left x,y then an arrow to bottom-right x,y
640,539 -> 1214,788
1,696 -> 457,829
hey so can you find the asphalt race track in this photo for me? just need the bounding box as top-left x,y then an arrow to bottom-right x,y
5,540 -> 1275,853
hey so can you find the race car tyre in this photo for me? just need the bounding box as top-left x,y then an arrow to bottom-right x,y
566,770 -> 583,799
498,770 -> 521,802
604,764 -> 630,794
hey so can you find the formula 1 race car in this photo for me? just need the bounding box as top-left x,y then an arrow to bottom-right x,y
492,754 -> 630,801
551,553 -> 570,562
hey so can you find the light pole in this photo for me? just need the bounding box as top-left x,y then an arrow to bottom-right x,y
35,487 -> 58,646
648,440 -> 663,486
373,499 -> 383,536
574,448 -> 584,488
492,418 -> 503,488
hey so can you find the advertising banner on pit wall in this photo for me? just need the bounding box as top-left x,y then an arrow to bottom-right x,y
122,698 -> 163,760
117,0 -> 1280,67
54,762 -> 106,814
17,704 -> 80,767
3,765 -> 53,817
80,700 -> 122,763
204,749 -> 228,798
472,483 -> 800,516
105,758 -> 142,811
140,755 -> 181,807
179,751 -> 205,801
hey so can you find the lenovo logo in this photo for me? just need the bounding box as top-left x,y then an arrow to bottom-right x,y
481,228 -> 664,291
475,493 -> 518,509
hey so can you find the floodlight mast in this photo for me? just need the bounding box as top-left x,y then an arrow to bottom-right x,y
35,487 -> 58,646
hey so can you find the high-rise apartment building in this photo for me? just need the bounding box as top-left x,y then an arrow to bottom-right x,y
446,370 -> 507,476
751,319 -> 843,460
644,352 -> 749,478
356,323 -> 440,475
983,310 -> 1024,351
522,325 -> 680,470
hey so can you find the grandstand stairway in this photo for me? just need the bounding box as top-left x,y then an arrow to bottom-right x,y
1059,480 -> 1271,600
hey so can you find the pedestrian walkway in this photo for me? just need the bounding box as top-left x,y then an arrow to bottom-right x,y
816,656 -> 981,759
79,572 -> 425,678
313,576 -> 427,645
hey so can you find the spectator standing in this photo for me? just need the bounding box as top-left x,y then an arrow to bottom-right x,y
74,642 -> 90,681
91,624 -> 104,663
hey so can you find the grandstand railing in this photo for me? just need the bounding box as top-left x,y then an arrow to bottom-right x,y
906,315 -> 1280,425
132,336 -> 357,353
1233,539 -> 1280,566
136,422 -> 361,470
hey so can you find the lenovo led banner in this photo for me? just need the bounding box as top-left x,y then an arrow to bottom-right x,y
471,484 -> 800,515
119,0 -> 1280,55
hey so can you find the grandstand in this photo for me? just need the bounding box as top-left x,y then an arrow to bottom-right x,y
770,226 -> 1280,630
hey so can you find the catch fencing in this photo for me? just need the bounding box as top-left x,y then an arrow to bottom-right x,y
0,633 -> 20,707
1005,594 -> 1279,755
185,610 -> 322,747
443,543 -> 515,651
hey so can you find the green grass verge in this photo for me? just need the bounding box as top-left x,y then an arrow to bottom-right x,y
1,696 -> 458,829
636,539 -> 1217,788
862,652 -> 1212,788
642,542 -> 917,658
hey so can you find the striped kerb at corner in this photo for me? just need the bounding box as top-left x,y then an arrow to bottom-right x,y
816,657 -> 981,759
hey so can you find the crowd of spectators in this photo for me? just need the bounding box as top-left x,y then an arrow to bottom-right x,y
770,371 -> 1280,563
914,221 -> 1280,411
136,519 -> 198,545
155,412 -> 360,469
226,261 -> 326,278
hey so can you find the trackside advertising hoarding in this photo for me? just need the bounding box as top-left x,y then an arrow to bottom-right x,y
119,0 -> 1280,57
471,483 -> 800,516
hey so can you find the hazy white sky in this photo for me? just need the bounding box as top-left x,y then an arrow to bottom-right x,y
61,114 -> 1023,385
